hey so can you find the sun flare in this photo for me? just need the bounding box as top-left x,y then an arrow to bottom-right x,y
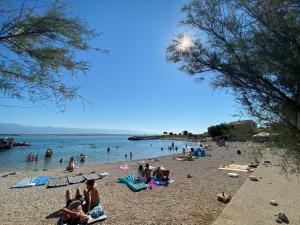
178,34 -> 192,51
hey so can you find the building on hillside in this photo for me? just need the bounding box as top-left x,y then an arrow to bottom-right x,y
228,120 -> 257,131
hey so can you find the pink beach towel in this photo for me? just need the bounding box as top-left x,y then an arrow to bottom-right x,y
147,180 -> 160,190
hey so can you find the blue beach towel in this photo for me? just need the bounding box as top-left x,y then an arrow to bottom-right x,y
12,177 -> 37,188
32,176 -> 51,186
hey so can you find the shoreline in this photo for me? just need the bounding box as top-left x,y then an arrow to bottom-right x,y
1,141 -> 254,225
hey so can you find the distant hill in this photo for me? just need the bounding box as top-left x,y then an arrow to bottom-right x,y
0,123 -> 149,135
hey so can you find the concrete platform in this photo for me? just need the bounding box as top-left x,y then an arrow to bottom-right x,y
213,159 -> 300,225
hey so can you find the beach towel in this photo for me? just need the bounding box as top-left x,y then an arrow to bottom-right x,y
83,173 -> 100,181
47,177 -> 68,188
152,177 -> 175,186
68,175 -> 85,184
117,174 -> 148,192
173,156 -> 186,161
147,180 -> 160,190
60,205 -> 107,225
12,177 -> 37,188
32,176 -> 51,186
218,164 -> 254,173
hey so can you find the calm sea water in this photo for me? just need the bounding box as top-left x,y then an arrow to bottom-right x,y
0,135 -> 189,171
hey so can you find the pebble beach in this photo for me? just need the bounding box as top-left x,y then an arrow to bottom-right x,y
0,142 -> 254,225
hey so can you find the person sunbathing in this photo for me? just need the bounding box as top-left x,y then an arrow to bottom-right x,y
66,161 -> 75,172
84,179 -> 101,212
144,163 -> 152,183
153,166 -> 170,182
137,165 -> 146,182
61,189 -> 89,224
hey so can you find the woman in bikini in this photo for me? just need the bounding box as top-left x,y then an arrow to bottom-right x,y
84,179 -> 101,212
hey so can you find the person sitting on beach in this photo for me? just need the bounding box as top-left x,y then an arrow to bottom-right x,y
144,163 -> 152,183
66,157 -> 76,172
61,188 -> 88,224
153,166 -> 170,182
137,165 -> 146,182
84,179 -> 101,212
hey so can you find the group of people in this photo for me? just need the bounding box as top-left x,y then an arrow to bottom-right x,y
61,179 -> 101,224
26,148 -> 53,162
137,163 -> 170,184
26,152 -> 38,162
125,152 -> 133,160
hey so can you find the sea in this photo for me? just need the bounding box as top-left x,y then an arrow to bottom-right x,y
0,135 -> 190,171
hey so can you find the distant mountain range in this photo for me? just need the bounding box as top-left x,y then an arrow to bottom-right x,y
0,123 -> 150,135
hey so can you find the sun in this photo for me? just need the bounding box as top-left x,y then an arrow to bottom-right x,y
178,34 -> 192,51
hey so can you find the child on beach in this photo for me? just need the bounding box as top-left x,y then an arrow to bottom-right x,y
137,165 -> 146,182
84,179 -> 101,212
144,163 -> 152,183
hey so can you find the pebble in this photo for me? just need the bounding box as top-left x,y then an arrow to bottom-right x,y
275,212 -> 289,224
249,175 -> 259,181
187,174 -> 192,178
228,173 -> 239,178
269,200 -> 278,206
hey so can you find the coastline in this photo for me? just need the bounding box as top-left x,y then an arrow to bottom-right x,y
1,141 -> 253,225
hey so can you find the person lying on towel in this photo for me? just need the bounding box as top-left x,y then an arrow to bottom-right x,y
61,189 -> 89,224
153,166 -> 170,182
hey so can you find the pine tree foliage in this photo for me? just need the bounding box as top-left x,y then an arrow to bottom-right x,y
167,0 -> 300,173
0,0 -> 101,109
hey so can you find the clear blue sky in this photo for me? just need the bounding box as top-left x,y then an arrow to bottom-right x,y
0,0 -> 246,134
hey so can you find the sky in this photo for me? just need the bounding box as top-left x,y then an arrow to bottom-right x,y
0,0 -> 246,134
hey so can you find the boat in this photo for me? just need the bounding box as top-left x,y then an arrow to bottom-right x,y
128,136 -> 149,141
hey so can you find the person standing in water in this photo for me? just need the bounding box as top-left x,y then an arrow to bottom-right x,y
129,152 -> 133,160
